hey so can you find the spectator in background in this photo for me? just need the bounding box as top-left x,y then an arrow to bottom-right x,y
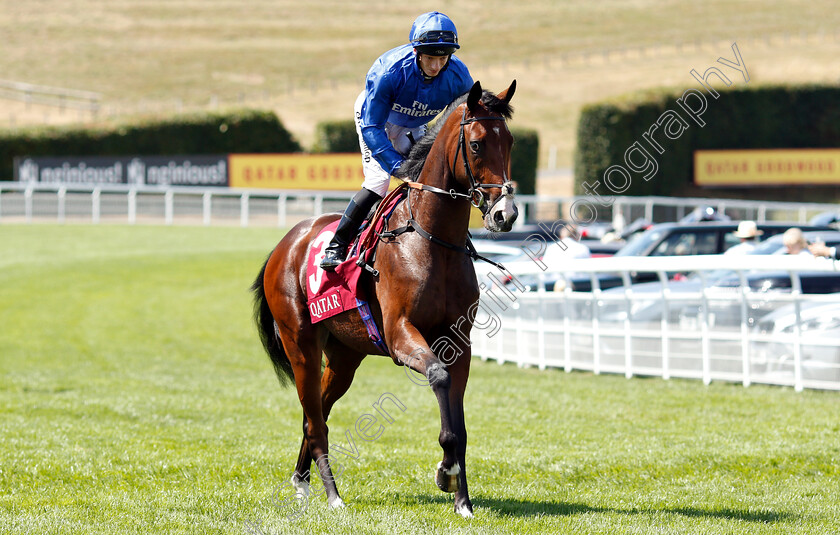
724,220 -> 763,255
808,241 -> 840,260
782,227 -> 812,256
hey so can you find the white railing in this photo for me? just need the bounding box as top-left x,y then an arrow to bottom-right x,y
471,255 -> 840,392
519,193 -> 839,226
2,182 -> 839,228
0,182 -> 354,227
4,182 -> 839,390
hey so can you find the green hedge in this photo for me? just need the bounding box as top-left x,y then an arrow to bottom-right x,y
0,109 -> 301,180
510,127 -> 538,195
574,84 -> 840,201
312,119 -> 358,153
313,119 -> 539,195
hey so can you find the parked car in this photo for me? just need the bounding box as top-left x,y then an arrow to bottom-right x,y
470,222 -> 621,257
590,221 -> 835,288
579,217 -> 652,254
471,223 -> 566,244
749,230 -> 840,255
470,239 -> 529,265
808,211 -> 840,228
678,205 -> 730,223
576,221 -> 613,240
677,269 -> 840,330
496,221 -> 835,293
470,239 -> 532,292
606,229 -> 840,302
598,257 -> 840,326
750,300 -> 840,381
614,221 -> 831,259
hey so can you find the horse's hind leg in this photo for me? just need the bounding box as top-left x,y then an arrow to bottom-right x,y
292,358 -> 349,509
291,413 -> 311,495
292,344 -> 365,499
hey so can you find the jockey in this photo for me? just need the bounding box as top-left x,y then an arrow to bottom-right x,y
319,11 -> 474,271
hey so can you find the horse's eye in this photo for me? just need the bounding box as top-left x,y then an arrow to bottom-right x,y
469,141 -> 481,154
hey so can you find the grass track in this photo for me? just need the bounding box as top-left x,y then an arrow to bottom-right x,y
1,224 -> 839,534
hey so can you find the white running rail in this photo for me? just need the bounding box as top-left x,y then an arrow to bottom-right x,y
471,255 -> 840,392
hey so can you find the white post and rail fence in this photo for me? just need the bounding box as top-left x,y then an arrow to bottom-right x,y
2,182 -> 839,392
472,255 -> 840,392
1,182 -> 838,228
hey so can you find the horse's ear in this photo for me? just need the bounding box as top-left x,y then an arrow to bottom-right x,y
466,81 -> 482,113
498,80 -> 516,103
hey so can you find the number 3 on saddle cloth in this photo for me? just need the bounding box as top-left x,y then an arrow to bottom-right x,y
304,187 -> 408,356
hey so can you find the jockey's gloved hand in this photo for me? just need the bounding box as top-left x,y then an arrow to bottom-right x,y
390,160 -> 408,179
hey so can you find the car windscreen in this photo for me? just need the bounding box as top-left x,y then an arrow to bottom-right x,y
615,229 -> 664,257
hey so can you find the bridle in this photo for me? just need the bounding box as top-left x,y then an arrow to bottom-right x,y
452,107 -> 515,216
371,104 -> 515,273
406,106 -> 514,217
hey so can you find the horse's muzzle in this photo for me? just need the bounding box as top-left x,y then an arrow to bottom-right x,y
485,193 -> 518,232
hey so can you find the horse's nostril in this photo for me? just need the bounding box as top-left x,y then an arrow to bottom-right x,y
493,210 -> 505,225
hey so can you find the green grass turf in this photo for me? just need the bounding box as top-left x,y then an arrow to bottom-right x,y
1,224 -> 839,534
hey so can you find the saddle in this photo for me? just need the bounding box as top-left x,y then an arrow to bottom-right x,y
354,183 -> 411,265
303,184 -> 409,353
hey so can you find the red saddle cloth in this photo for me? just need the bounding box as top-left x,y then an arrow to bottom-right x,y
304,185 -> 407,324
305,220 -> 361,323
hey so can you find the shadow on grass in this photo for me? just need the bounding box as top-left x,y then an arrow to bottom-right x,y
411,494 -> 795,523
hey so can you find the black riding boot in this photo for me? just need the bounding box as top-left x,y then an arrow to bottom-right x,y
319,188 -> 383,271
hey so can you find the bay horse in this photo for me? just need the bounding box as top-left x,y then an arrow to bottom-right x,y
251,80 -> 517,518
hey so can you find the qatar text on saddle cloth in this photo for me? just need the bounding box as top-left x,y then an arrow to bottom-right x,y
305,188 -> 406,323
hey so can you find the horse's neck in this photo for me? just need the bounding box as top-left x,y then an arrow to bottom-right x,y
411,138 -> 472,246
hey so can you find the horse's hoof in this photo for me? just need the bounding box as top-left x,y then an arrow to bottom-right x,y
456,503 -> 474,518
435,461 -> 460,493
328,497 -> 345,509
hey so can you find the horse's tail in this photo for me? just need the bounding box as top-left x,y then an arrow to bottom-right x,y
251,257 -> 294,388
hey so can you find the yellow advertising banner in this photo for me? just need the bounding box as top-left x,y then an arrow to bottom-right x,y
695,149 -> 840,186
229,154 -> 365,190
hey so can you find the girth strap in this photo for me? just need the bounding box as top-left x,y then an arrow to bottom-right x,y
356,298 -> 389,356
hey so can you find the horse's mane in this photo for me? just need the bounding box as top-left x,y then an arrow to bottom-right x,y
399,90 -> 514,182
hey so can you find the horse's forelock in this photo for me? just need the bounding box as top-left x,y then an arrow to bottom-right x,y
479,91 -> 514,119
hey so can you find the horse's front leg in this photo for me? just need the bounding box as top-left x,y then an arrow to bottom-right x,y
447,348 -> 473,517
389,323 -> 461,495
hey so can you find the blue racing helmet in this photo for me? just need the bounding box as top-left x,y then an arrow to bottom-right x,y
409,11 -> 460,56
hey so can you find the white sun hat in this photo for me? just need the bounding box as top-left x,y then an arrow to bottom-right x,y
732,220 -> 764,239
